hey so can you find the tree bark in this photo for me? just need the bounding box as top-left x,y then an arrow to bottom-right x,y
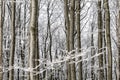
104,0 -> 112,80
76,0 -> 82,80
64,0 -> 71,80
9,0 -> 16,80
103,10 -> 107,80
0,0 -> 3,80
91,22 -> 95,80
29,0 -> 38,80
47,2 -> 53,80
117,12 -> 120,80
98,0 -> 104,80
117,0 -> 120,80
35,1 -> 40,80
69,0 -> 76,80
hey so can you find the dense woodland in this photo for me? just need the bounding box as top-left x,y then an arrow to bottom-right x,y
0,0 -> 120,80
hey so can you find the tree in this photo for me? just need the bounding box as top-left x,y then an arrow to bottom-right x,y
69,0 -> 76,80
104,0 -> 112,80
91,21 -> 95,80
76,0 -> 82,80
98,0 -> 104,80
9,0 -> 16,80
103,8 -> 107,80
29,0 -> 39,80
35,1 -> 40,80
117,0 -> 120,80
64,0 -> 71,79
46,1 -> 53,79
0,0 -> 3,80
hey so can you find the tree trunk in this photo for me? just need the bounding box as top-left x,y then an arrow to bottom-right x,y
117,0 -> 120,79
104,0 -> 112,80
69,0 -> 76,80
17,4 -> 22,80
47,2 -> 53,80
35,1 -> 40,80
9,0 -> 16,80
76,0 -> 82,80
43,33 -> 48,79
0,0 -> 3,80
63,0 -> 71,80
47,2 -> 52,63
91,22 -> 95,80
98,0 -> 104,80
29,0 -> 38,80
103,10 -> 107,80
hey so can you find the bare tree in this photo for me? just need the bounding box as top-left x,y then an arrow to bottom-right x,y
76,0 -> 82,80
47,2 -> 53,80
0,0 -> 3,80
104,0 -> 112,80
91,22 -> 95,80
29,0 -> 38,80
64,0 -> 71,80
69,0 -> 76,80
103,8 -> 107,80
98,0 -> 104,80
35,1 -> 40,80
9,0 -> 16,80
117,0 -> 120,80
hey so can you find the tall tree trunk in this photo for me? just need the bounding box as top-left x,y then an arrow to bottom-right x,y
103,10 -> 107,80
98,0 -> 104,80
43,33 -> 48,79
117,13 -> 120,80
47,2 -> 52,63
64,0 -> 71,80
29,0 -> 38,80
64,0 -> 70,51
47,2 -> 53,79
117,0 -> 120,80
91,22 -> 95,80
69,0 -> 76,80
104,0 -> 112,80
35,1 -> 40,80
9,0 -> 16,80
0,0 -> 3,80
76,0 -> 82,80
17,4 -> 22,80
